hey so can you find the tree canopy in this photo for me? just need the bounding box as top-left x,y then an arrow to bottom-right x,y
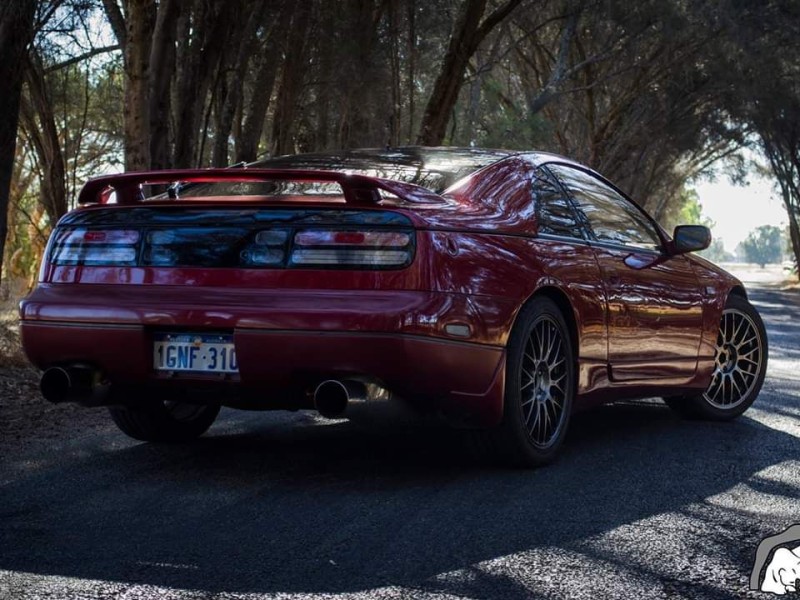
2,0 -> 800,291
739,225 -> 784,268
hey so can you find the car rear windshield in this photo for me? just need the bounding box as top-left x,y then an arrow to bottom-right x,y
168,180 -> 346,200
250,147 -> 513,193
142,147 -> 513,201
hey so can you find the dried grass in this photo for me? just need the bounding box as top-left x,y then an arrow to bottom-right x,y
0,306 -> 28,368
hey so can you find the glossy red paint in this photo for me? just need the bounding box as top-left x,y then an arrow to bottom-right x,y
19,149 -> 746,428
591,246 -> 704,381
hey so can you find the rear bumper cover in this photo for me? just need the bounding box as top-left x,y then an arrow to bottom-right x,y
20,284 -> 507,425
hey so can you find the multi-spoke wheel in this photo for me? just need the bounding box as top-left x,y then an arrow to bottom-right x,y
109,400 -> 220,442
520,314 -> 570,449
480,296 -> 575,467
665,295 -> 767,420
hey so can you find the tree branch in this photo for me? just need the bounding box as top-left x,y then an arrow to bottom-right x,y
44,44 -> 121,73
474,0 -> 525,47
101,0 -> 127,48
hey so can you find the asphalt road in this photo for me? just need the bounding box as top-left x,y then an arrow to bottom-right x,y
1,281 -> 799,599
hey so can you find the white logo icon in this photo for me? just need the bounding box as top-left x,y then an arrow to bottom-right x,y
752,525 -> 800,595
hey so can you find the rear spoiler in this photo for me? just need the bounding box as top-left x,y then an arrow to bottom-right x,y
76,168 -> 445,206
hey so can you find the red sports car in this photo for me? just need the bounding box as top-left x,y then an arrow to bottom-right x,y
19,147 -> 768,466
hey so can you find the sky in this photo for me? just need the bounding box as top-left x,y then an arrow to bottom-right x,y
694,174 -> 786,253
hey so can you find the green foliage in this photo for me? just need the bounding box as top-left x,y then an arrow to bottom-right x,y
663,188 -> 731,263
739,225 -> 784,267
662,188 -> 713,231
699,238 -> 734,265
679,190 -> 704,226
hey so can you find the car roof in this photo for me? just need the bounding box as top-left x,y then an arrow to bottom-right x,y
253,146 -> 521,193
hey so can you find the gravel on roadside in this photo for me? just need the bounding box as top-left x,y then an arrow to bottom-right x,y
0,316 -> 109,458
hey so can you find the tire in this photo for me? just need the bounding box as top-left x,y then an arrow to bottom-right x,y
108,400 -> 220,442
480,296 -> 576,467
664,294 -> 767,420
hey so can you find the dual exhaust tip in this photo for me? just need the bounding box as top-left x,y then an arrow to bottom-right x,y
313,379 -> 367,419
41,368 -> 373,417
40,366 -> 109,406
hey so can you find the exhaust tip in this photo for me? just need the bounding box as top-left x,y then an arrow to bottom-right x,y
313,380 -> 366,419
40,367 -> 72,404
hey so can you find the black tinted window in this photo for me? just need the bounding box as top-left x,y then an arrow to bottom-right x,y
533,167 -> 583,239
547,164 -> 662,251
254,147 -> 513,193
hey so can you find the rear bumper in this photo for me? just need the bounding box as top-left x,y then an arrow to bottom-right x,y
20,284 -> 507,425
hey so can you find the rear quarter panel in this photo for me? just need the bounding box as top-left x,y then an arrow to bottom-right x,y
409,157 -> 608,395
422,231 -> 606,352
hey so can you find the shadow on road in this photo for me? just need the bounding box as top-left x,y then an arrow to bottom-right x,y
0,284 -> 798,597
1,396 -> 797,597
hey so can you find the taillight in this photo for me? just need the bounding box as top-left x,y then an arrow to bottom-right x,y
46,221 -> 414,270
291,229 -> 413,267
50,228 -> 140,266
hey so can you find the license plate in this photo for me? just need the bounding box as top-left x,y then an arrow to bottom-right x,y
153,333 -> 238,373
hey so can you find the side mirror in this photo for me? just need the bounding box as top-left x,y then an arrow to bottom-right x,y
672,225 -> 711,254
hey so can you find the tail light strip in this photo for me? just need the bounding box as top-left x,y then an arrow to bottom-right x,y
49,227 -> 415,269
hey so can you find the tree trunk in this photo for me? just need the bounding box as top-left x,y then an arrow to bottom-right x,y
314,5 -> 334,152
271,3 -> 314,157
526,11 -> 579,116
767,144 -> 800,277
336,0 -> 386,149
406,0 -> 416,143
212,1 -> 263,167
417,0 -> 487,146
173,0 -> 231,168
786,204 -> 800,278
20,51 -> 68,223
4,151 -> 35,283
102,0 -> 128,50
464,29 -> 506,144
148,0 -> 180,170
0,0 -> 37,286
234,2 -> 291,162
388,0 -> 402,147
416,0 -> 521,145
123,0 -> 156,171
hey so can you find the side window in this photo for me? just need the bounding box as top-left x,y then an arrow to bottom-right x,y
547,164 -> 662,251
533,167 -> 584,239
